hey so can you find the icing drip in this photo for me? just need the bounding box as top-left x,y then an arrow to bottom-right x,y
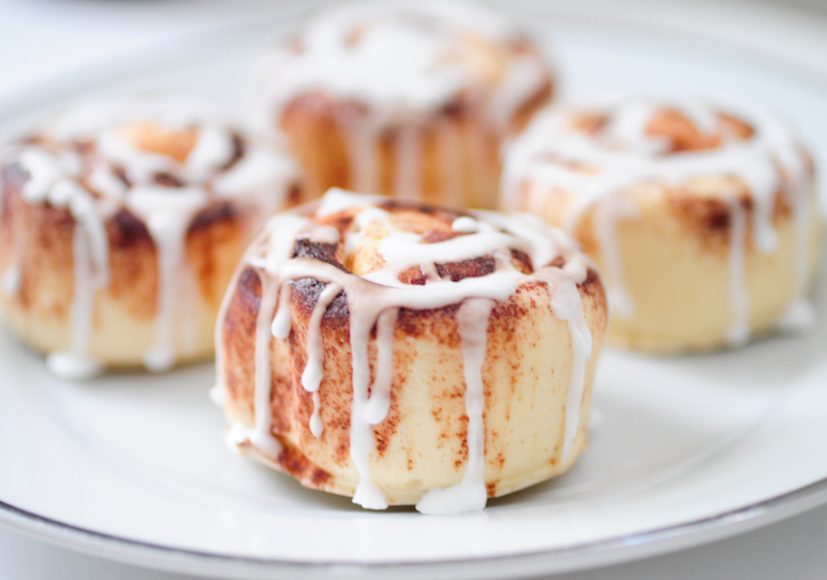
249,216 -> 309,454
536,268 -> 593,459
263,1 -> 547,199
5,96 -> 299,377
348,300 -> 390,510
727,199 -> 749,346
15,149 -> 110,380
301,282 -> 342,438
46,224 -> 105,380
416,298 -> 493,515
271,284 -> 293,339
252,277 -> 281,457
364,308 -> 398,425
127,187 -> 207,371
504,96 -> 814,341
230,189 -> 592,512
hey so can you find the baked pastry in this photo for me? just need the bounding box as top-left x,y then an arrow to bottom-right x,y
215,188 -> 607,512
259,0 -> 553,208
503,96 -> 821,352
0,96 -> 304,379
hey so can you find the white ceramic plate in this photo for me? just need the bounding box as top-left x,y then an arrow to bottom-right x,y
1,2 -> 826,578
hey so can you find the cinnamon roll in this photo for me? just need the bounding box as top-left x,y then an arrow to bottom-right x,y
260,0 -> 553,207
215,188 -> 607,512
0,96 -> 304,379
503,97 -> 821,352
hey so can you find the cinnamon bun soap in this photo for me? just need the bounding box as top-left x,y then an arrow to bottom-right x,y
0,96 -> 304,379
259,1 -> 553,207
503,97 -> 821,352
216,189 -> 607,512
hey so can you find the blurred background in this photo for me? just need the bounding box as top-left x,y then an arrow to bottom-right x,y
1,0 -> 826,103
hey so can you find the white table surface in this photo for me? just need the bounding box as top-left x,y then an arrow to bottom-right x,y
0,0 -> 824,578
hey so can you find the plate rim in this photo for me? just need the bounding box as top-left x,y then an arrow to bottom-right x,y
2,477 -> 827,578
2,1 -> 827,577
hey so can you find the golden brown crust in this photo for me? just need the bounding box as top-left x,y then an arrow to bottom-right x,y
528,174 -> 804,257
0,117 -> 305,369
0,178 -> 250,323
222,271 -> 606,500
216,183 -> 609,505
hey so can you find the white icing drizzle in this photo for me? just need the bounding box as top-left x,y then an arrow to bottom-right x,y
727,198 -> 750,346
227,189 -> 592,512
416,298 -> 493,515
252,277 -> 281,458
4,96 -> 299,377
364,308 -> 398,425
46,224 -> 105,380
301,282 -> 342,438
271,284 -> 293,340
127,187 -> 207,371
262,0 -> 548,198
536,268 -> 593,460
250,216 -> 309,454
503,96 -> 814,342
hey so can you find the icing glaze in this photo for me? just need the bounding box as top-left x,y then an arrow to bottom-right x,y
301,281 -> 342,438
416,298 -> 493,515
225,189 -> 593,512
504,96 -> 815,343
2,96 -> 300,378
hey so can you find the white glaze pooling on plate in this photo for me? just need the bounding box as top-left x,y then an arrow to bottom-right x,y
261,0 -> 549,198
2,95 -> 300,378
503,96 -> 814,343
223,188 -> 592,512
